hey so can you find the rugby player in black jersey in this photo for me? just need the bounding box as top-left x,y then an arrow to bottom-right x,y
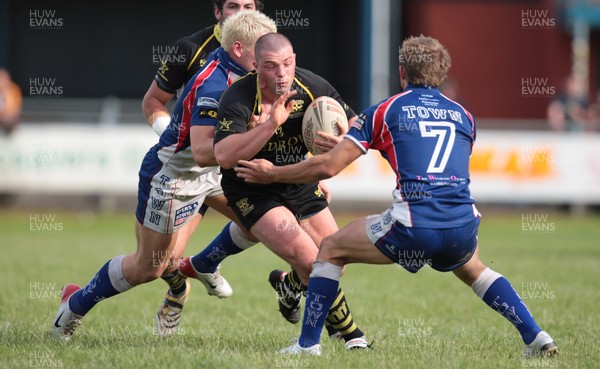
213,33 -> 369,350
142,0 -> 263,134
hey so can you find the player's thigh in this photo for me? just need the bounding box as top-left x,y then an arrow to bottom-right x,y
203,194 -> 256,241
300,207 -> 338,248
204,193 -> 244,226
167,171 -> 227,258
319,217 -> 394,266
172,213 -> 203,260
122,221 -> 180,283
251,207 -> 318,274
134,220 -> 177,259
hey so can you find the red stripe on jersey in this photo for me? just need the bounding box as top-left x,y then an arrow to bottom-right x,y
372,92 -> 416,225
370,92 -> 410,185
439,93 -> 476,140
177,59 -> 221,152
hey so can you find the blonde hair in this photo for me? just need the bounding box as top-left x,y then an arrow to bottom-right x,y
221,11 -> 277,51
399,35 -> 451,87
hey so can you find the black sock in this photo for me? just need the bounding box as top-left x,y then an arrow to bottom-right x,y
326,288 -> 364,342
285,269 -> 305,292
161,270 -> 188,296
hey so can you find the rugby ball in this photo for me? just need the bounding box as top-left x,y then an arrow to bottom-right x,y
301,96 -> 348,155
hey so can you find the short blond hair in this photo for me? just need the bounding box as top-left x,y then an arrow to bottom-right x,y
221,11 -> 277,51
399,35 -> 451,87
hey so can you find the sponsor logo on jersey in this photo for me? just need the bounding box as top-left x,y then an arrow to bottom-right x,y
197,97 -> 219,109
174,202 -> 198,226
199,110 -> 218,118
352,113 -> 367,130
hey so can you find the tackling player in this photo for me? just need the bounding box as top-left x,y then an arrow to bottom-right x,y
142,0 -> 263,134
51,11 -> 277,341
236,35 -> 558,357
213,33 -> 368,350
141,0 -> 265,336
141,1 -> 264,291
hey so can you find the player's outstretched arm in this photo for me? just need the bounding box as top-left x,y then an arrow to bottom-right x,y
236,138 -> 362,184
214,90 -> 297,169
142,81 -> 175,135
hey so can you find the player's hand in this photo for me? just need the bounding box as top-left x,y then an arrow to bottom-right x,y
313,132 -> 341,153
268,90 -> 297,129
235,159 -> 277,184
318,181 -> 332,203
313,120 -> 347,153
248,110 -> 270,130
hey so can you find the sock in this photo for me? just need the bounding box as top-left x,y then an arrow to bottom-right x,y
325,321 -> 339,337
161,270 -> 188,296
471,267 -> 542,345
190,222 -> 255,273
284,269 -> 305,292
298,261 -> 343,347
326,288 -> 364,342
68,255 -> 132,316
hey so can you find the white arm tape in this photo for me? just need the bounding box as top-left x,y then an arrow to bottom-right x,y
152,115 -> 171,136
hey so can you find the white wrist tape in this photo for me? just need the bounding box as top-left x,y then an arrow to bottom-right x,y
152,115 -> 171,136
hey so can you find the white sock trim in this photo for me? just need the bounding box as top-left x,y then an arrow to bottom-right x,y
471,267 -> 502,298
310,261 -> 342,281
108,255 -> 133,292
229,222 -> 256,250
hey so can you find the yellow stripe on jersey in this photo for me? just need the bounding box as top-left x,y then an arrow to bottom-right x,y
213,22 -> 222,43
294,77 -> 314,101
187,24 -> 219,71
255,74 -> 262,115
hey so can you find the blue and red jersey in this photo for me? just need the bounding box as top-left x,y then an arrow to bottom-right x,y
346,84 -> 479,228
150,47 -> 247,174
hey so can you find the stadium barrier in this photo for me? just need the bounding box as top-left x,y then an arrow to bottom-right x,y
1,124 -> 599,204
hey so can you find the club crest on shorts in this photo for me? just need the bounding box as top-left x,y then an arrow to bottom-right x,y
235,198 -> 254,217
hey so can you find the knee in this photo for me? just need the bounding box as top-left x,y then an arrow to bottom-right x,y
318,235 -> 343,263
138,267 -> 165,284
127,257 -> 168,285
455,259 -> 487,286
292,253 -> 315,280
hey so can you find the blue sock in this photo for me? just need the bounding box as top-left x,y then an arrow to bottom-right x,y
299,261 -> 343,347
472,268 -> 541,344
68,255 -> 132,316
190,222 -> 245,273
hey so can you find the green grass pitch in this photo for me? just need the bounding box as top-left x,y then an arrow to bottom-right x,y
0,210 -> 598,369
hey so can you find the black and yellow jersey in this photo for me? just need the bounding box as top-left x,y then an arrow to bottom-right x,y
214,67 -> 355,185
154,23 -> 222,94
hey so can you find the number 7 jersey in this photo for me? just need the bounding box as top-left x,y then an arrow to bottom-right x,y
345,84 -> 479,228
